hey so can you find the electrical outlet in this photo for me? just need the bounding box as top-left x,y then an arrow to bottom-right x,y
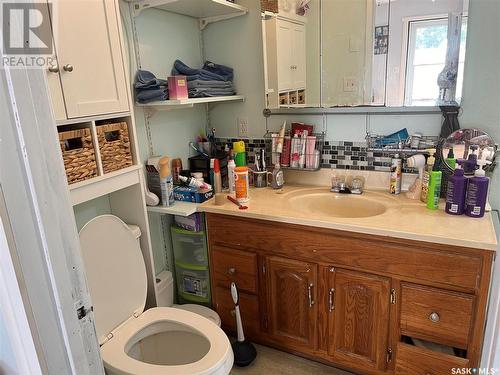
238,117 -> 249,137
343,77 -> 357,92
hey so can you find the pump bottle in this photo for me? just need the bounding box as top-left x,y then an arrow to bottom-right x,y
445,160 -> 467,215
465,158 -> 491,218
420,149 -> 436,203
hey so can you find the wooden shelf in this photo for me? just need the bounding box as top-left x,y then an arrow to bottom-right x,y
132,0 -> 248,28
147,201 -> 200,216
69,165 -> 142,206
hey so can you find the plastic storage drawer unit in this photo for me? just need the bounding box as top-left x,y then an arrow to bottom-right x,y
171,227 -> 208,267
175,262 -> 211,304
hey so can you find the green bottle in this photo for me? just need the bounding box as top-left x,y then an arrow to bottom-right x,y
446,148 -> 456,169
426,159 -> 442,210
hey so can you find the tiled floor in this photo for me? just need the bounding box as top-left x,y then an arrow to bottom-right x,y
230,343 -> 355,375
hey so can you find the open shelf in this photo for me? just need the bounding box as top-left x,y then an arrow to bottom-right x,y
69,165 -> 142,206
132,0 -> 248,28
147,201 -> 200,217
136,95 -> 245,108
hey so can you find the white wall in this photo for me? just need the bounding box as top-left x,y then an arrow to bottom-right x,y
460,0 -> 500,210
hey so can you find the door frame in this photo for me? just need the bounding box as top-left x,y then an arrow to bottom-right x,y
0,6 -> 103,374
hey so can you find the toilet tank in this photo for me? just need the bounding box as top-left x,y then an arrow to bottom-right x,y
126,224 -> 174,307
155,271 -> 174,307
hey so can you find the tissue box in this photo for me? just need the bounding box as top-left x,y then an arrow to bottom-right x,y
173,186 -> 213,203
174,213 -> 203,232
168,76 -> 188,100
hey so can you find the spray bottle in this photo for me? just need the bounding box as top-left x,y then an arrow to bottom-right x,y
445,159 -> 467,215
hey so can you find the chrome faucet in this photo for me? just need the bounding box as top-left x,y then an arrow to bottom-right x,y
331,175 -> 364,195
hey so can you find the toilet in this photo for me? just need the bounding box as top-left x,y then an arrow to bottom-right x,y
79,215 -> 233,375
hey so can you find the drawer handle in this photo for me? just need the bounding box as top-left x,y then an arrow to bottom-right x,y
328,288 -> 335,312
429,312 -> 440,322
308,283 -> 315,307
228,267 -> 236,276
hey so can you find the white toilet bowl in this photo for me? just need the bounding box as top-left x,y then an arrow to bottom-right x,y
79,215 -> 233,375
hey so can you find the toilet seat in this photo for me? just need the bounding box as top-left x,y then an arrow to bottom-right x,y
101,307 -> 233,375
79,216 -> 233,375
174,304 -> 221,326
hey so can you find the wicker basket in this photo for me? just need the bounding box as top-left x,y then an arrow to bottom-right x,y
96,122 -> 133,173
59,128 -> 98,184
261,0 -> 278,13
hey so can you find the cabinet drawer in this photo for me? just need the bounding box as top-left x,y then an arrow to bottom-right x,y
206,214 -> 483,291
210,246 -> 258,293
395,343 -> 469,375
213,286 -> 260,336
400,283 -> 474,349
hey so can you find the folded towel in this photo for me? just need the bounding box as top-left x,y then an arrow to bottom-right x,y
135,70 -> 167,89
188,79 -> 234,89
203,60 -> 234,82
136,87 -> 168,103
172,59 -> 232,82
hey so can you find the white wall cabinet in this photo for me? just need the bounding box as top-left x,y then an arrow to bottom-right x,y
47,0 -> 130,121
265,17 -> 306,106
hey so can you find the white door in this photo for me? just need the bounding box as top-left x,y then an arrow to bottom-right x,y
51,0 -> 129,118
292,23 -> 306,89
277,19 -> 293,91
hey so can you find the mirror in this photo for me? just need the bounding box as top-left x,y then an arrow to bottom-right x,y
261,0 -> 468,109
441,129 -> 497,172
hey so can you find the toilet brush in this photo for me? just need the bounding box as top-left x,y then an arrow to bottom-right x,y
230,282 -> 257,367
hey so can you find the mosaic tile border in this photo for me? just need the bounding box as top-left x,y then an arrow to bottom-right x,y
215,137 -> 437,173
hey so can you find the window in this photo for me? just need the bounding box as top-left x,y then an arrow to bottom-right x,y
404,17 -> 467,106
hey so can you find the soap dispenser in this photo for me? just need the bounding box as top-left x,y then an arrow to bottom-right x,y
445,160 -> 467,215
465,157 -> 491,218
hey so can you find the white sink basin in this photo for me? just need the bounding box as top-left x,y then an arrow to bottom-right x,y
287,192 -> 388,218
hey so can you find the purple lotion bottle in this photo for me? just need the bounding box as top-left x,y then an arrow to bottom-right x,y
465,158 -> 490,218
445,160 -> 467,215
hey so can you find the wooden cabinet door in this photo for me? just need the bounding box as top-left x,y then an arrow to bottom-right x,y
51,0 -> 129,118
266,256 -> 317,351
328,268 -> 391,372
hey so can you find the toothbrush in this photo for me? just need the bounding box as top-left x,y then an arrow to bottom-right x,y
227,195 -> 248,210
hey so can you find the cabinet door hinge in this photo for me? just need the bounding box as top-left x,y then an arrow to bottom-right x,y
262,265 -> 266,274
264,318 -> 268,329
390,289 -> 396,304
386,348 -> 393,363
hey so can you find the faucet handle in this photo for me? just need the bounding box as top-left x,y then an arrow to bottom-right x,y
350,176 -> 364,194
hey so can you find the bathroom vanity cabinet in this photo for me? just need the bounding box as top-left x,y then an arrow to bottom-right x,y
206,213 -> 494,375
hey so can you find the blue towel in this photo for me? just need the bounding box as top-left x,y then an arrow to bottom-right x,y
172,59 -> 232,82
135,70 -> 167,89
136,88 -> 168,103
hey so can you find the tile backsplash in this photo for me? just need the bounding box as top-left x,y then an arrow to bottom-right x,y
215,137 -> 438,173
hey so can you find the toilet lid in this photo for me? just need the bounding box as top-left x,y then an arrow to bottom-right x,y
79,215 -> 147,345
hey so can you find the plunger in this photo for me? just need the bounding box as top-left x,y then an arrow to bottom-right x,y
231,282 -> 257,367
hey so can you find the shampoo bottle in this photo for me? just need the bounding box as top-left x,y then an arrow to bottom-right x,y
464,158 -> 490,218
445,148 -> 456,169
158,157 -> 174,207
445,162 -> 467,215
420,149 -> 436,203
426,157 -> 442,210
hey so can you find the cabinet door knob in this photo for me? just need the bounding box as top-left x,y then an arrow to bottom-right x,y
228,267 -> 236,275
429,312 -> 440,322
230,309 -> 236,317
48,64 -> 59,73
63,64 -> 74,72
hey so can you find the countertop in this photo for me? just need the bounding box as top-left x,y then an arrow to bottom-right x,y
198,185 -> 498,251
